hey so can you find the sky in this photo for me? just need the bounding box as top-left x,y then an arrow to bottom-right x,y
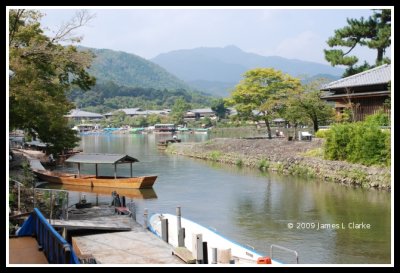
29,7 -> 393,66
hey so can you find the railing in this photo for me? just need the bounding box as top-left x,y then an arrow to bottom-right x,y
17,208 -> 79,264
270,244 -> 299,264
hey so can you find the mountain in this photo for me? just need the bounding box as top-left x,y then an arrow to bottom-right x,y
151,45 -> 344,97
80,47 -> 193,91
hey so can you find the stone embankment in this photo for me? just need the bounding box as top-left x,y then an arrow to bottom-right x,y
166,138 -> 391,191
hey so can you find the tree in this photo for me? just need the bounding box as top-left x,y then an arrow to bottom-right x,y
170,97 -> 191,125
324,9 -> 391,77
286,81 -> 335,133
9,9 -> 96,154
211,98 -> 228,120
228,68 -> 301,139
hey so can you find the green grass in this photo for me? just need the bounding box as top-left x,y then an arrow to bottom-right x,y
209,151 -> 222,161
258,159 -> 270,171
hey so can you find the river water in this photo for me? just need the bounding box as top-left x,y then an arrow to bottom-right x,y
42,132 -> 391,264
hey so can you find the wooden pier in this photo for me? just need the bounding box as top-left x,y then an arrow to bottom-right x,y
9,237 -> 48,264
72,222 -> 184,264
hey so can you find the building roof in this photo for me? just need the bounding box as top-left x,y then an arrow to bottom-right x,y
321,90 -> 390,100
321,64 -> 391,90
191,108 -> 215,113
65,109 -> 104,119
65,153 -> 139,164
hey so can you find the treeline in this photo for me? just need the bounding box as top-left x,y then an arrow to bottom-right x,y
69,81 -> 214,113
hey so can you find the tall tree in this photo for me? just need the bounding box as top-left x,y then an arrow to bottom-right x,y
170,97 -> 191,125
324,9 -> 391,77
9,9 -> 96,154
228,68 -> 301,139
285,81 -> 335,133
211,98 -> 228,120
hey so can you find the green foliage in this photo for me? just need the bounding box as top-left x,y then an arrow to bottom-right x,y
83,47 -> 192,91
9,193 -> 15,205
9,10 -> 94,154
324,117 -> 390,166
324,9 -> 391,77
271,162 -> 285,174
170,97 -> 191,125
258,159 -> 270,170
364,110 -> 390,126
228,68 -> 301,139
209,151 -> 222,161
211,98 -> 228,119
235,158 -> 243,167
315,130 -> 329,138
288,164 -> 315,178
303,148 -> 324,158
285,80 -> 335,132
338,169 -> 369,187
70,81 -> 213,113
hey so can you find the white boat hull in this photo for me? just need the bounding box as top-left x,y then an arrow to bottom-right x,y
148,213 -> 280,264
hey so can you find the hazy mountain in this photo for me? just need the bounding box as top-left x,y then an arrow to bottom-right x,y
152,45 -> 344,96
80,47 -> 193,91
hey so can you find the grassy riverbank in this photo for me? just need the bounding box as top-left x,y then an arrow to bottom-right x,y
166,138 -> 391,190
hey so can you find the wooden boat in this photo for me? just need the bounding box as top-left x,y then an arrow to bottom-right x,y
148,213 -> 282,264
33,153 -> 157,189
38,183 -> 158,199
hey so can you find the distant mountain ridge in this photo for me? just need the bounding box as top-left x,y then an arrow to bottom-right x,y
79,47 -> 193,91
151,45 -> 344,96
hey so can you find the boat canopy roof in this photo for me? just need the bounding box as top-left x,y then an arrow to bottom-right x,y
65,153 -> 139,164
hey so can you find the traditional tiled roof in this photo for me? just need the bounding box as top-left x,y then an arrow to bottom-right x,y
321,64 -> 391,90
65,109 -> 104,118
191,108 -> 215,113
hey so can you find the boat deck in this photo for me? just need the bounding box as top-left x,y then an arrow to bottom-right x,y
9,237 -> 48,264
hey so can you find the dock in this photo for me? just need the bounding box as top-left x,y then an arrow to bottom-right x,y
49,216 -> 132,231
72,222 -> 184,264
9,237 -> 48,264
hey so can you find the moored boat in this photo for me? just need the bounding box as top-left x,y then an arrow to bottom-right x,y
33,153 -> 157,189
148,213 -> 283,264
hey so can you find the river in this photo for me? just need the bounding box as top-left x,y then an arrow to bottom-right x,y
41,132 -> 391,264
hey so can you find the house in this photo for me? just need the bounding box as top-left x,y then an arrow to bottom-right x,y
320,64 -> 391,121
184,108 -> 216,121
104,108 -> 170,118
65,109 -> 104,122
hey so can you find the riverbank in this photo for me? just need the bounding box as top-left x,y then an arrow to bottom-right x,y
166,138 -> 391,190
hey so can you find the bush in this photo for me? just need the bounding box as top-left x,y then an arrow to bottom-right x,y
324,116 -> 391,166
315,129 -> 329,138
235,158 -> 243,167
258,159 -> 270,170
209,151 -> 222,161
364,110 -> 390,126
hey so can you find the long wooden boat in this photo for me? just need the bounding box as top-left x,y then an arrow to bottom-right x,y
33,170 -> 157,189
148,213 -> 283,264
33,153 -> 157,189
38,183 -> 158,199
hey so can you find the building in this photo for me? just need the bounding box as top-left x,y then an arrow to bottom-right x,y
104,108 -> 170,118
321,64 -> 391,121
65,109 -> 104,122
184,108 -> 216,121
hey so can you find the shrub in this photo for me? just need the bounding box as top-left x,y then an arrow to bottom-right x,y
324,115 -> 391,166
364,110 -> 390,126
258,159 -> 270,170
209,151 -> 222,161
315,129 -> 329,138
235,158 -> 243,167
